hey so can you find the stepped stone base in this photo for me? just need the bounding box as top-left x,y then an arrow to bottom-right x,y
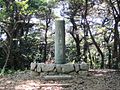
30,62 -> 88,75
43,75 -> 73,80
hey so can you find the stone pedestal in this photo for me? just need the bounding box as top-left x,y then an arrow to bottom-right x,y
30,63 -> 88,75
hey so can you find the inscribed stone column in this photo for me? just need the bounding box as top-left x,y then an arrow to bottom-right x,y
55,20 -> 66,64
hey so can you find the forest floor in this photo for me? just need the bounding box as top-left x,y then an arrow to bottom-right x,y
0,69 -> 120,90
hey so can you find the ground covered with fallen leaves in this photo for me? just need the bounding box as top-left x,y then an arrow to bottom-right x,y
0,69 -> 120,90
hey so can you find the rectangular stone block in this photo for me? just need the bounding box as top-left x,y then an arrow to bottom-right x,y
36,63 -> 42,72
30,62 -> 37,71
80,62 -> 89,70
56,64 -> 62,73
74,64 -> 80,72
42,64 -> 56,72
43,75 -> 73,80
62,64 -> 74,73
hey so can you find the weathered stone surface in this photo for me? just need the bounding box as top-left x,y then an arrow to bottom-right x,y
30,62 -> 37,70
62,64 -> 74,73
30,62 -> 89,75
56,64 -> 62,73
55,20 -> 66,64
42,64 -> 55,72
74,64 -> 80,72
36,63 -> 43,72
40,83 -> 71,87
43,75 -> 73,80
80,61 -> 89,70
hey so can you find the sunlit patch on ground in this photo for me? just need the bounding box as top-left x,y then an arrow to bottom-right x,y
15,80 -> 41,90
89,69 -> 117,76
15,80 -> 63,90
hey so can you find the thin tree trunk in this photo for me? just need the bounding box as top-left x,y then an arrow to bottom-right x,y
113,21 -> 119,69
43,24 -> 48,62
0,47 -> 10,75
88,25 -> 104,68
108,46 -> 112,69
75,39 -> 81,61
0,37 -> 12,75
70,17 -> 81,62
43,9 -> 51,62
88,46 -> 93,69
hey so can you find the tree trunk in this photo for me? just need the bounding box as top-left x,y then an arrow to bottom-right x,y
113,20 -> 119,69
108,46 -> 112,69
88,46 -> 93,69
43,9 -> 51,62
43,23 -> 48,62
88,25 -> 104,68
83,24 -> 88,62
75,38 -> 81,61
70,17 -> 81,62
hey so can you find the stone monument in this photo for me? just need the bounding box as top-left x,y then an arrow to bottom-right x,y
30,19 -> 88,76
55,20 -> 66,64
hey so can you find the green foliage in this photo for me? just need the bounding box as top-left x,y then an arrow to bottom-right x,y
66,39 -> 78,62
0,68 -> 19,76
28,0 -> 47,11
16,0 -> 29,13
0,8 -> 7,20
15,0 -> 38,15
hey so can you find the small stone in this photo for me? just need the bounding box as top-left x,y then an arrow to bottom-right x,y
62,64 -> 74,73
36,63 -> 42,72
74,64 -> 80,72
30,62 -> 37,70
42,64 -> 55,72
80,61 -> 89,70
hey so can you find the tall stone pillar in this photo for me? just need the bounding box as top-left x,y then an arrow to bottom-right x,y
55,20 -> 66,64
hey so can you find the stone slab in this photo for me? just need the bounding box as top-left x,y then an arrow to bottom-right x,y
40,84 -> 71,88
36,63 -> 43,72
62,64 -> 74,73
30,62 -> 37,70
56,64 -> 62,73
43,75 -> 73,80
80,62 -> 89,70
42,64 -> 56,72
74,64 -> 80,72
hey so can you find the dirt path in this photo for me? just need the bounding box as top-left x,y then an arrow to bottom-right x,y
0,70 -> 120,90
